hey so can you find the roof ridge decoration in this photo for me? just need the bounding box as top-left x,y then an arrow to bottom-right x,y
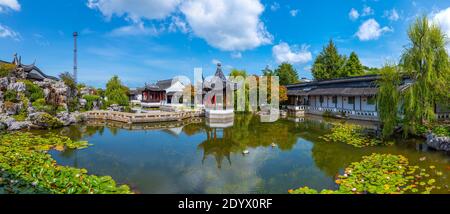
214,63 -> 227,82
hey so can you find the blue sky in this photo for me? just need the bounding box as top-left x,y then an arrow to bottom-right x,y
0,0 -> 449,88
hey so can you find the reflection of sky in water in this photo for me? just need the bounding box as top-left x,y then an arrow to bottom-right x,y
51,128 -> 335,193
49,116 -> 450,194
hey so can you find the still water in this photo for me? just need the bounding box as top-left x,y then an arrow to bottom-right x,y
44,114 -> 450,194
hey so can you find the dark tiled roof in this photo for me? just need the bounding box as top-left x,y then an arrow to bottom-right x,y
156,79 -> 174,90
286,75 -> 380,89
144,83 -> 165,92
288,87 -> 378,96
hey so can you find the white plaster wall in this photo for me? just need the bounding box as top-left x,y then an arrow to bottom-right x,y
361,96 -> 376,111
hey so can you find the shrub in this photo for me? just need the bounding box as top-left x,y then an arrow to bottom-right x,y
3,90 -> 18,102
0,63 -> 15,78
21,80 -> 44,102
82,95 -> 101,111
32,98 -> 54,114
0,132 -> 131,194
31,112 -> 63,129
433,125 -> 450,137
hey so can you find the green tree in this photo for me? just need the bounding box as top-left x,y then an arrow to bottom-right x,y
274,62 -> 299,85
342,52 -> 364,77
262,65 -> 275,76
59,72 -> 76,92
377,65 -> 401,139
400,16 -> 450,135
229,69 -> 247,78
105,75 -> 129,106
59,72 -> 78,112
312,40 -> 346,80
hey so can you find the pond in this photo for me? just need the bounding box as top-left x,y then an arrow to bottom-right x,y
40,114 -> 450,194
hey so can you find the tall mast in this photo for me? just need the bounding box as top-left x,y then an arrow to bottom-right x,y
73,32 -> 78,84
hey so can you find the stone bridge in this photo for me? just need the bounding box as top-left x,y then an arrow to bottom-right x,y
84,110 -> 204,124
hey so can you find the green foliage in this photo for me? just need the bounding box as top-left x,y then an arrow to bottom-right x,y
32,112 -> 63,129
3,90 -> 18,102
288,186 -> 318,194
0,132 -> 131,194
400,16 -> 450,136
342,52 -> 364,77
289,154 -> 438,194
105,76 -> 129,107
20,80 -> 44,102
229,69 -> 247,78
262,65 -> 275,76
12,113 -> 27,121
321,123 -> 388,148
59,72 -> 76,91
377,65 -> 402,138
82,95 -> 101,111
96,88 -> 105,98
363,66 -> 380,75
32,98 -> 54,114
312,40 -> 347,80
0,63 -> 15,78
274,63 -> 299,85
432,125 -> 450,137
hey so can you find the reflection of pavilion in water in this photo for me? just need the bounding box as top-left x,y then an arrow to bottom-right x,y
198,126 -> 242,169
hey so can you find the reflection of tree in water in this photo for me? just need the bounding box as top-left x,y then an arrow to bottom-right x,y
182,122 -> 206,136
198,127 -> 243,169
230,114 -> 298,151
108,127 -> 119,136
196,114 -> 299,169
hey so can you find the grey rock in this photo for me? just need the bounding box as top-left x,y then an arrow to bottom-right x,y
0,77 -> 9,90
56,111 -> 77,126
7,121 -> 30,131
7,82 -> 26,92
0,114 -> 15,127
426,133 -> 450,152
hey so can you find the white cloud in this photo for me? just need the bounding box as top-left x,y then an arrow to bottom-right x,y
384,8 -> 400,21
432,7 -> 450,51
230,52 -> 242,59
272,42 -> 312,64
168,16 -> 189,33
0,0 -> 20,12
180,0 -> 272,51
87,0 -> 272,51
270,2 -> 280,11
362,5 -> 374,16
349,8 -> 359,21
290,9 -> 299,17
109,22 -> 162,36
432,7 -> 450,38
0,24 -> 19,40
86,0 -> 180,22
356,19 -> 392,41
212,59 -> 221,65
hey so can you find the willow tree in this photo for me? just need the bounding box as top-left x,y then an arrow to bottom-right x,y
105,75 -> 129,107
400,16 -> 450,135
377,65 -> 401,138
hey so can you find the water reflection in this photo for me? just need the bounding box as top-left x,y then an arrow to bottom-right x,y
40,114 -> 450,194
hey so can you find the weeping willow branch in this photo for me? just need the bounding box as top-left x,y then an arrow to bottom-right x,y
377,65 -> 401,139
